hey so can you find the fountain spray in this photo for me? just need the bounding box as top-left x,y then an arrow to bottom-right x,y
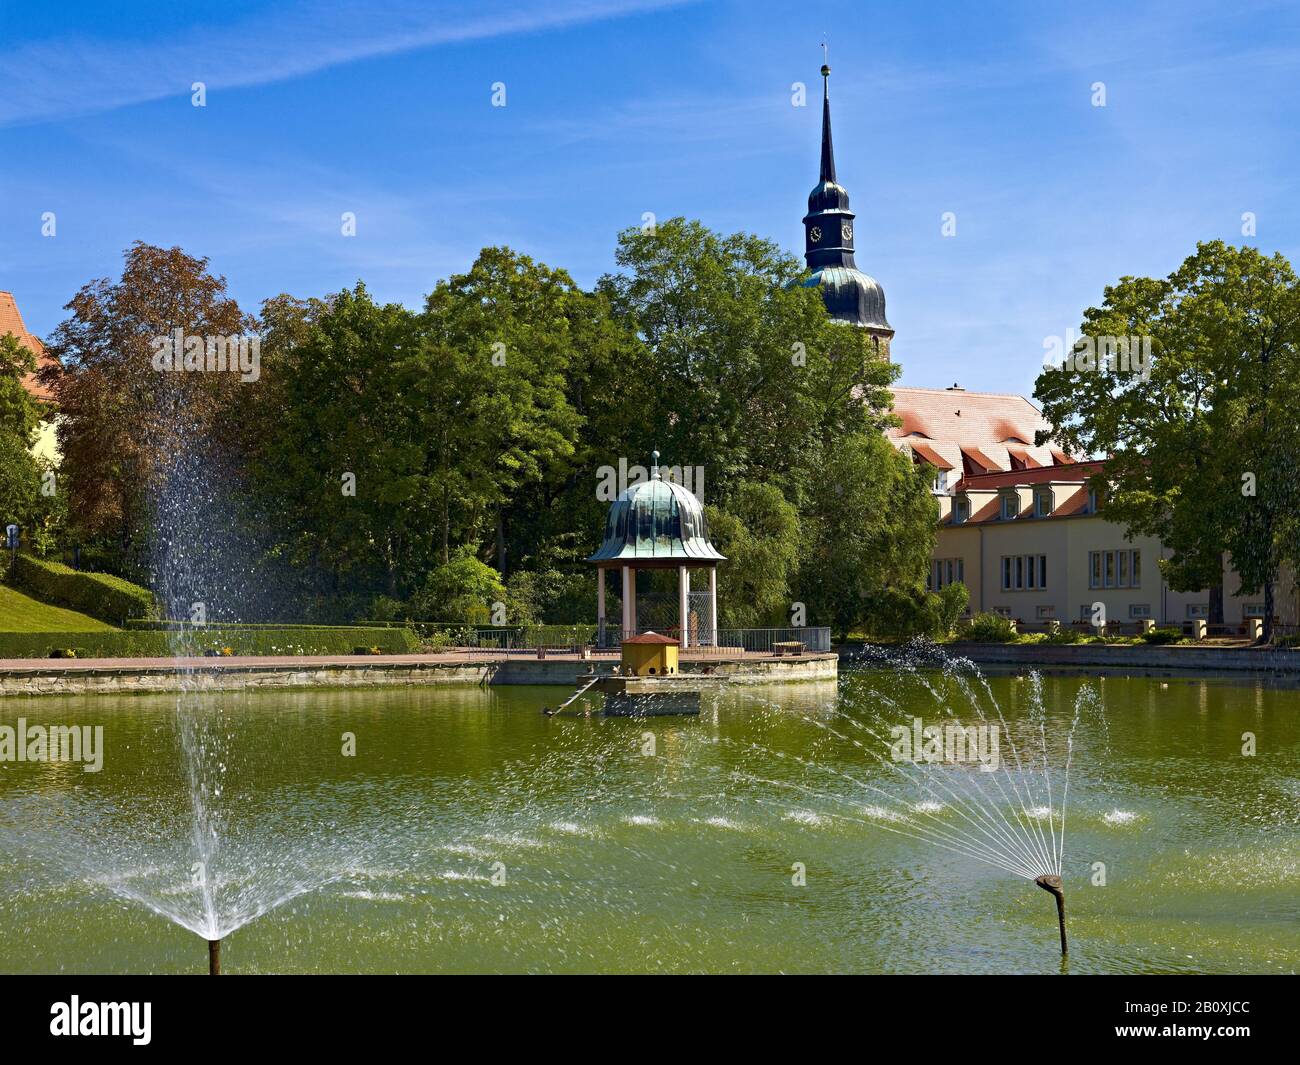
208,938 -> 221,975
1034,875 -> 1067,955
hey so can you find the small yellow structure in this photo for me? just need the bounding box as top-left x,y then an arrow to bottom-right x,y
620,632 -> 679,676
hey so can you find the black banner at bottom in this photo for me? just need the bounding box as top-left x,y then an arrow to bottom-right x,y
0,973 -> 1289,1052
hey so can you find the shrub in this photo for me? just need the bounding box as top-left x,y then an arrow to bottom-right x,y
11,553 -> 157,625
935,583 -> 970,637
1142,626 -> 1185,645
0,625 -> 418,659
1044,624 -> 1085,644
964,612 -> 1018,642
410,547 -> 506,622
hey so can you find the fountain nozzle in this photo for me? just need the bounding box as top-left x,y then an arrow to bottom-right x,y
208,938 -> 221,976
1034,875 -> 1068,955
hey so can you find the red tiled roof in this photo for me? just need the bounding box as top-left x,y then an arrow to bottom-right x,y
907,440 -> 954,469
959,461 -> 1105,491
889,386 -> 1055,450
0,291 -> 56,402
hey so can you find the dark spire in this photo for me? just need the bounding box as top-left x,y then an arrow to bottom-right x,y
798,60 -> 893,337
819,64 -> 836,184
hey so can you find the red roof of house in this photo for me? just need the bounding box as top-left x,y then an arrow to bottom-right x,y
0,291 -> 56,402
959,461 -> 1105,491
888,386 -> 1076,475
890,386 -> 1053,448
622,632 -> 679,645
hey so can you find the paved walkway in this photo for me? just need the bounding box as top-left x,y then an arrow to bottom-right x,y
0,649 -> 817,671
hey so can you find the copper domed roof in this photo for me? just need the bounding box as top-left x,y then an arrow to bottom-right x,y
588,459 -> 725,564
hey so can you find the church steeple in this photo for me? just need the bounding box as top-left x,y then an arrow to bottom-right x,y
798,62 -> 894,354
819,64 -> 836,185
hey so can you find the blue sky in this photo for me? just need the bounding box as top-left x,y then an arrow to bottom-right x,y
2,0 -> 1297,397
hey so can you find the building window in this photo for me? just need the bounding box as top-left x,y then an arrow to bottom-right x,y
1000,493 -> 1019,520
932,469 -> 946,492
1087,489 -> 1098,513
1129,604 -> 1151,619
1186,604 -> 1208,619
1244,603 -> 1266,618
1001,554 -> 1047,591
1034,489 -> 1053,517
933,558 -> 965,589
1036,605 -> 1056,619
1088,549 -> 1141,589
953,496 -> 970,523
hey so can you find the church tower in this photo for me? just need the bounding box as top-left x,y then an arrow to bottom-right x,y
800,65 -> 894,359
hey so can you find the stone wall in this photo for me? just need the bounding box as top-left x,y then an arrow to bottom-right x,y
0,654 -> 838,698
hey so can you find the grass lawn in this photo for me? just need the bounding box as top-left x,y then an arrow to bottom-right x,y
0,584 -> 116,632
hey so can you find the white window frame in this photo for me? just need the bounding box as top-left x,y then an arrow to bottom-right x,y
1034,489 -> 1053,517
1088,549 -> 1141,590
1000,492 -> 1019,520
1000,554 -> 1048,592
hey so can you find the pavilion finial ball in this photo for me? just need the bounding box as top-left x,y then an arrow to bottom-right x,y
821,64 -> 830,77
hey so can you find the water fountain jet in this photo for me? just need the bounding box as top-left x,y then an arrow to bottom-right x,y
1034,874 -> 1067,955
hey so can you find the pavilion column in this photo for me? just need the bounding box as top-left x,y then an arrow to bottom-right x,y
678,565 -> 690,650
622,565 -> 636,637
597,567 -> 606,647
709,567 -> 718,646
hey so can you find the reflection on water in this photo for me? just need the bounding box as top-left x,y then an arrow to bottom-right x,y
0,666 -> 1297,974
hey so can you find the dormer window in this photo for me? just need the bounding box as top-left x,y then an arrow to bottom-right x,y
953,495 -> 970,524
1087,488 -> 1098,513
1034,489 -> 1054,517
1000,492 -> 1019,520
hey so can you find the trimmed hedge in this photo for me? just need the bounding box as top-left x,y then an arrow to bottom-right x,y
0,625 -> 419,660
11,554 -> 157,626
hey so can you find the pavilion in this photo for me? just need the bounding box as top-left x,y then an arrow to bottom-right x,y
587,453 -> 725,648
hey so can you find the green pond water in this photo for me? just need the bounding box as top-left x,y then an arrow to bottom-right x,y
0,666 -> 1297,974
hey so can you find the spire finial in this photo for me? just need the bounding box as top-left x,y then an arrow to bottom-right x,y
651,449 -> 661,479
818,54 -> 836,184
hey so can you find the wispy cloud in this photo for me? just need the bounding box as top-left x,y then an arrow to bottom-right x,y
0,0 -> 691,128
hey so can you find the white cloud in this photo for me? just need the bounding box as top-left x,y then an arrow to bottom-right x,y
0,0 -> 690,127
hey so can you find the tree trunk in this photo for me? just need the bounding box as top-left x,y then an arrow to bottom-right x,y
441,489 -> 450,566
1263,578 -> 1275,645
496,513 -> 507,577
1209,574 -> 1224,627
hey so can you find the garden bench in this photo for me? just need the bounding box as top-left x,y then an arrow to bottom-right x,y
772,640 -> 803,656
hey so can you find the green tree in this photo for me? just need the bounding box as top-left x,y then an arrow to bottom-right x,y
0,333 -> 50,542
414,248 -> 587,569
411,546 -> 507,622
1033,241 -> 1300,641
706,481 -> 801,628
797,432 -> 938,640
598,218 -> 897,512
243,285 -> 424,606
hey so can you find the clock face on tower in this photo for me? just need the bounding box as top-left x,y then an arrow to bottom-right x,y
841,222 -> 853,242
809,225 -> 822,242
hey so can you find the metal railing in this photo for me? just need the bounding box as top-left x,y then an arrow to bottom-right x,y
383,624 -> 832,657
